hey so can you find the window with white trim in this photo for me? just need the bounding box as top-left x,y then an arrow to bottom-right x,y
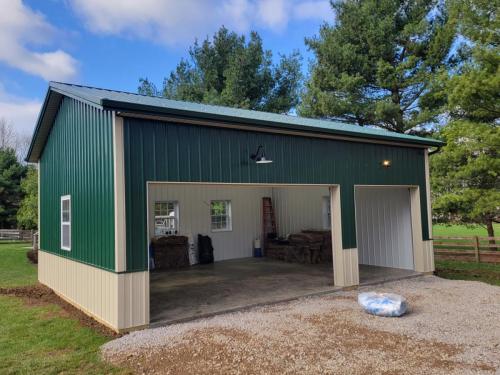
210,200 -> 232,232
154,201 -> 179,235
61,195 -> 71,250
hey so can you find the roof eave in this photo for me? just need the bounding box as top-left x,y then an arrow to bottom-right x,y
25,87 -> 53,163
102,99 -> 444,148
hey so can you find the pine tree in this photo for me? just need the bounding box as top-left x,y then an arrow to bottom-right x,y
300,0 -> 456,133
139,27 -> 302,114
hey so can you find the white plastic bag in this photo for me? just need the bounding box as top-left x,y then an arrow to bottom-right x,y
358,292 -> 408,317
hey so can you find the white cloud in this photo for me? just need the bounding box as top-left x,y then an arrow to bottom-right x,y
70,0 -> 334,46
0,87 -> 41,137
0,0 -> 78,81
293,1 -> 335,22
256,0 -> 289,31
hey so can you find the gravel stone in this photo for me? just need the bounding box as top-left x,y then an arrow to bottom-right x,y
102,276 -> 500,374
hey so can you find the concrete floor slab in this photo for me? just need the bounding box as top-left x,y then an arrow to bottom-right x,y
150,258 -> 421,325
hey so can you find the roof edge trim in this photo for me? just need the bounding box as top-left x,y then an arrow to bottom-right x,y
104,99 -> 444,147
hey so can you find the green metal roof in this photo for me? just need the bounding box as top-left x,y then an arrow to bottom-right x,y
26,82 -> 443,162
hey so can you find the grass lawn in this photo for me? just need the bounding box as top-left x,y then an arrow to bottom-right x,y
435,260 -> 500,286
0,241 -> 38,287
433,223 -> 500,237
0,242 -> 127,374
432,224 -> 500,286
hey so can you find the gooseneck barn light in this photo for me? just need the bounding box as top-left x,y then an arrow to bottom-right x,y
250,145 -> 273,164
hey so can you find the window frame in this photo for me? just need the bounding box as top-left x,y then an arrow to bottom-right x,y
154,200 -> 179,235
210,200 -> 232,232
60,195 -> 71,251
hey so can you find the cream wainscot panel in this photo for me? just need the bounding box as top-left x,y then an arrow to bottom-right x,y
38,251 -> 148,332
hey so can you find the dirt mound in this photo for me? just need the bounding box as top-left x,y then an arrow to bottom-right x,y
0,284 -> 119,338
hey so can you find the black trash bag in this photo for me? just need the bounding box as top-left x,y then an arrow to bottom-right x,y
198,234 -> 214,264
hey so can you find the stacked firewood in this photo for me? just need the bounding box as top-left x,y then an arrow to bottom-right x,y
151,235 -> 189,270
265,230 -> 332,264
301,230 -> 332,263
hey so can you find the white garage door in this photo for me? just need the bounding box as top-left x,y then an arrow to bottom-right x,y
355,187 -> 414,270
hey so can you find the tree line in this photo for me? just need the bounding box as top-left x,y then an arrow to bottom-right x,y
0,119 -> 37,230
139,0 -> 498,237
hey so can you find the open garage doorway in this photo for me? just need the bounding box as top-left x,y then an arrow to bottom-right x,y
146,183 -> 337,325
355,186 -> 421,284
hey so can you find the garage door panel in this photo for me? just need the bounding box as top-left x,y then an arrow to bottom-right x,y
355,187 -> 414,270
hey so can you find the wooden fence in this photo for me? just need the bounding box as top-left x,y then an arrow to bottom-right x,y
433,236 -> 500,263
0,229 -> 35,242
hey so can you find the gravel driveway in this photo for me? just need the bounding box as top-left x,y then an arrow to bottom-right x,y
102,276 -> 500,374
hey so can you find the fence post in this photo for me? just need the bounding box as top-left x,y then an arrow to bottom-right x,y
474,235 -> 480,263
33,232 -> 39,252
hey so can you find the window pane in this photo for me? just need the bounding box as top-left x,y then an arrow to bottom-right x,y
62,199 -> 70,212
154,201 -> 178,235
62,224 -> 70,249
210,200 -> 231,230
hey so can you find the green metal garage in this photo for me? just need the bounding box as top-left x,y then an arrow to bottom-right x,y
27,82 -> 442,331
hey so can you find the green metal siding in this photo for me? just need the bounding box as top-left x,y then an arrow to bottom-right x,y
123,118 -> 430,272
39,97 -> 115,271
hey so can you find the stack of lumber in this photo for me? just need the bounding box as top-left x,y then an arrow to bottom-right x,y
151,235 -> 189,270
265,230 -> 332,264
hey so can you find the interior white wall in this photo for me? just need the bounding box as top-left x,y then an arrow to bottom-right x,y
148,184 -> 271,261
355,187 -> 414,270
272,186 -> 330,236
148,184 -> 328,262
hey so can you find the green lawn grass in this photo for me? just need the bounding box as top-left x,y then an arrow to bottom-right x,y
432,223 -> 500,237
432,224 -> 500,286
0,241 -> 37,287
435,259 -> 500,286
0,242 -> 127,374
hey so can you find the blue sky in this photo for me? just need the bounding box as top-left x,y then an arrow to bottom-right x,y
0,0 -> 335,136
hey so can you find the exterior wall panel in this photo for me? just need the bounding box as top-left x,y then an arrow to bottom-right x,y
355,187 -> 414,270
39,250 -> 149,331
38,250 -> 118,329
39,98 -> 115,270
123,117 -> 430,272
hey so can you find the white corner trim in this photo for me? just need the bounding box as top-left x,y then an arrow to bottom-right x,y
37,161 -> 41,247
424,149 -> 433,237
113,114 -> 127,272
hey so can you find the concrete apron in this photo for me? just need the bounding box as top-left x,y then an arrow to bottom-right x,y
149,258 -> 422,329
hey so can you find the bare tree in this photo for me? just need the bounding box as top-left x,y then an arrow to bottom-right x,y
0,118 -> 16,149
0,117 -> 31,162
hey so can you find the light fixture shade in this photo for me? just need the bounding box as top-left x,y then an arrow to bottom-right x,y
250,145 -> 273,164
382,159 -> 391,167
256,156 -> 273,164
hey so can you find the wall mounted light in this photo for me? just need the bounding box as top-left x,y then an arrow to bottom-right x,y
250,145 -> 273,164
382,159 -> 392,168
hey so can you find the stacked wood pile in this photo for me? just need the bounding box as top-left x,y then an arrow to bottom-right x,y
151,236 -> 189,270
266,230 -> 332,264
302,230 -> 332,263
